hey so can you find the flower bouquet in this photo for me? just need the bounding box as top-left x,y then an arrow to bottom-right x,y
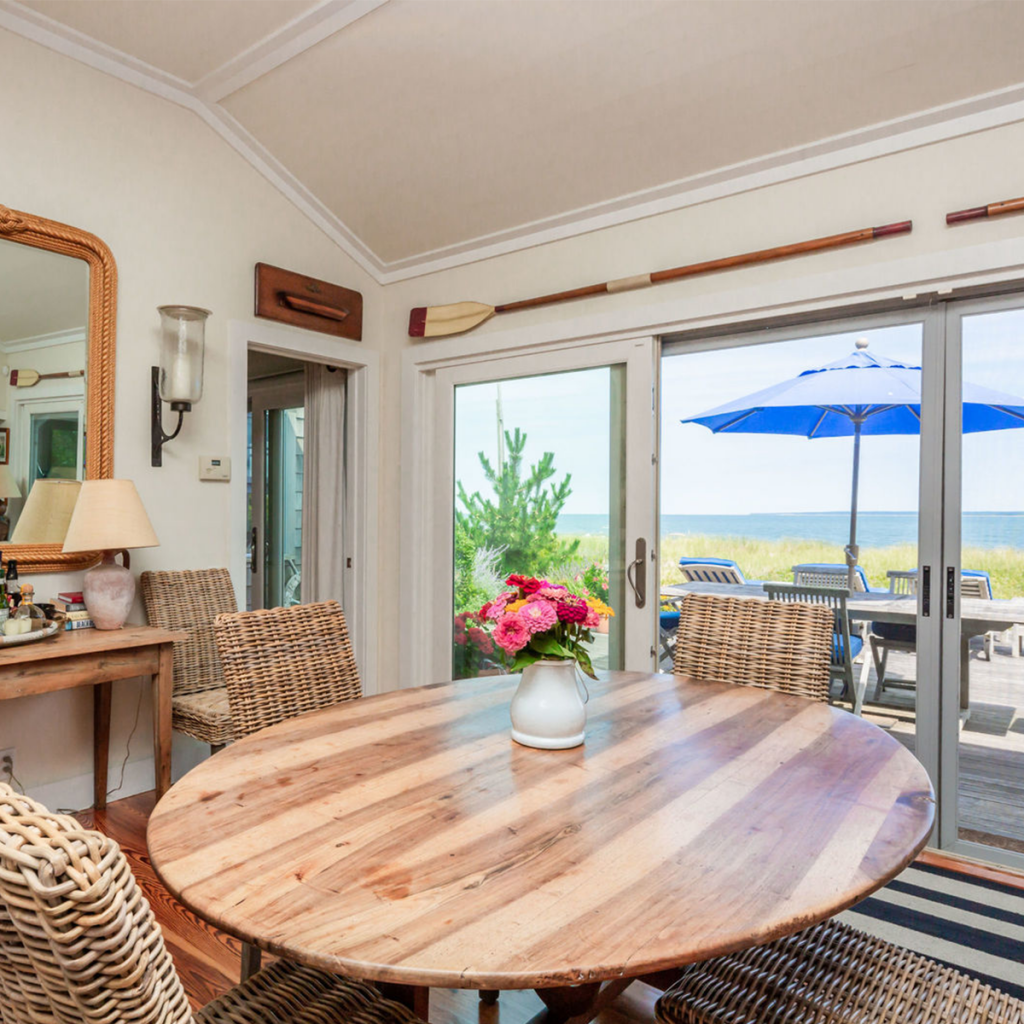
479,574 -> 614,680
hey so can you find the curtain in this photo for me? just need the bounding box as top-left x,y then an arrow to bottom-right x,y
301,364 -> 347,604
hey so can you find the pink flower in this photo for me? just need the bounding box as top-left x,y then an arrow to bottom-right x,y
453,629 -> 468,646
583,609 -> 600,629
536,585 -> 568,599
519,600 -> 558,633
493,612 -> 531,654
483,591 -> 517,620
556,596 -> 589,623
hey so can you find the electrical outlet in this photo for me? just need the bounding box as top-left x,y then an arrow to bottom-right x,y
0,747 -> 14,779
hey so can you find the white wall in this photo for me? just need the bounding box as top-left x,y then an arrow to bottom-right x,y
0,29 -> 384,809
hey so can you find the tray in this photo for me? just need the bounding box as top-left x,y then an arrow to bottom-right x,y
0,620 -> 60,647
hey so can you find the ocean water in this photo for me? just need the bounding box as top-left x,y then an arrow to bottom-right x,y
556,512 -> 1024,550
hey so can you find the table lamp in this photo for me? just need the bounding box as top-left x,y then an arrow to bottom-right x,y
10,478 -> 80,544
62,479 -> 159,629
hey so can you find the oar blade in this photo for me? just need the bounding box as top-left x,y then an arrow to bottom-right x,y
409,301 -> 495,338
10,369 -> 39,387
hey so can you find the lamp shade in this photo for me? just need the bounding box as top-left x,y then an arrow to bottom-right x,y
62,479 -> 159,553
0,464 -> 21,500
11,479 -> 80,544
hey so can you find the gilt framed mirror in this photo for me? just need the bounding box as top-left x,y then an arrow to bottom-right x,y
0,204 -> 115,573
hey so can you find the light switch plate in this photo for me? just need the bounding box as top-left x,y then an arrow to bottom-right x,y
199,456 -> 231,482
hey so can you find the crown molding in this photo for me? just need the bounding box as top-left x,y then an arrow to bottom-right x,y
0,327 -> 86,353
3,0 -> 1024,286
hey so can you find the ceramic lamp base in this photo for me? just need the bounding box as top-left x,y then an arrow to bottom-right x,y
83,552 -> 134,630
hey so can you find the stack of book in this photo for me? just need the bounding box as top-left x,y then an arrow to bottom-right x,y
52,592 -> 94,631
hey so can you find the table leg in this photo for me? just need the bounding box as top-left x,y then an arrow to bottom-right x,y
153,643 -> 174,799
377,983 -> 429,1020
535,983 -> 601,1022
92,682 -> 111,810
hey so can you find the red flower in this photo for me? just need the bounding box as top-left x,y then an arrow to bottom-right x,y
468,627 -> 493,655
505,574 -> 531,590
556,596 -> 588,623
520,577 -> 545,595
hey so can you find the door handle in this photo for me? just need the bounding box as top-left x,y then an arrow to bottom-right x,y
946,566 -> 956,619
626,538 -> 647,609
921,565 -> 930,617
250,526 -> 259,574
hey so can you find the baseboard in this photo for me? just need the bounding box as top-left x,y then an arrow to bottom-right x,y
30,756 -> 158,815
918,848 -> 1024,892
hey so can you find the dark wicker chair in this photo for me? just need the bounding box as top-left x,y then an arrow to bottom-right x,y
0,782 -> 425,1024
214,600 -> 362,739
655,916 -> 1024,1024
673,592 -> 833,703
141,568 -> 238,752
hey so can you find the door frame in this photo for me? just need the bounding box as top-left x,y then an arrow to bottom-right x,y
401,333 -> 658,688
228,319 -> 380,695
940,291 -> 1024,871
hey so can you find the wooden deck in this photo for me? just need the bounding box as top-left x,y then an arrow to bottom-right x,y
853,635 -> 1024,856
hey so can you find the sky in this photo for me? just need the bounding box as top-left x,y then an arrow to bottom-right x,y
452,309 -> 1024,519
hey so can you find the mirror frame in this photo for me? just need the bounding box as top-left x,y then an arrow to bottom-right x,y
0,204 -> 116,573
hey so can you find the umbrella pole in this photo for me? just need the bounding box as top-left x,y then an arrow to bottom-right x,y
845,420 -> 863,591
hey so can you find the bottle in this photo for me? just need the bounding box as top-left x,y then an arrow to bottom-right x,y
13,584 -> 45,632
5,559 -> 19,609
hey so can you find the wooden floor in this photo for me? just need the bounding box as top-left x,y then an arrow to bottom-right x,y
77,794 -> 659,1023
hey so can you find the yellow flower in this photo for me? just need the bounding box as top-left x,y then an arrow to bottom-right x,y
506,599 -> 527,613
586,597 -> 615,617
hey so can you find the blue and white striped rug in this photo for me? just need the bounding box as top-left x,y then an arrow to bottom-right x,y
841,862 -> 1024,1000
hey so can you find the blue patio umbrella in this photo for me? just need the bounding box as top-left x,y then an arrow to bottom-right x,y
681,338 -> 1024,590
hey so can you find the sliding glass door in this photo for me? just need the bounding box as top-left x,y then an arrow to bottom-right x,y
941,297 -> 1024,870
434,338 -> 657,682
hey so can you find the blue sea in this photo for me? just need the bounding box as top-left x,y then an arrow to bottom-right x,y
556,512 -> 1024,550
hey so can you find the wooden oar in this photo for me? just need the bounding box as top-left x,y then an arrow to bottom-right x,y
408,220 -> 913,338
947,195 -> 1024,225
8,369 -> 84,387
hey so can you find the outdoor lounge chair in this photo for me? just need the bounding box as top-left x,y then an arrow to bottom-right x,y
677,557 -> 749,585
792,562 -> 877,592
763,583 -> 867,715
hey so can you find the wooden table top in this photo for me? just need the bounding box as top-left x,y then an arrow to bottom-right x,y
148,671 -> 934,990
0,623 -> 183,667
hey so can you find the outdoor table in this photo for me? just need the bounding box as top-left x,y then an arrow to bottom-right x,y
148,671 -> 933,1022
663,581 -> 1024,711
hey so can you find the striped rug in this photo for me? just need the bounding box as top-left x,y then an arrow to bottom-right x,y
840,862 -> 1024,999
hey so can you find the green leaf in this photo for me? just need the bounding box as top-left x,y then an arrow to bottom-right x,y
575,648 -> 597,680
529,635 -> 573,659
510,650 -> 541,672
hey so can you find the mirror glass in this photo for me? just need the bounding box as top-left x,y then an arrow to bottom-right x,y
0,238 -> 88,546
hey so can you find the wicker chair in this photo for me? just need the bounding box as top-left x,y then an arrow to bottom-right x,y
672,593 -> 833,703
654,916 -> 1024,1024
140,568 -> 238,752
0,782 -> 425,1024
214,600 -> 362,739
763,583 -> 867,715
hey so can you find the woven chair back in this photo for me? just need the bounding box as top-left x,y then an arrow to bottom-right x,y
0,783 -> 192,1024
673,593 -> 833,702
763,583 -> 851,671
215,600 -> 362,738
141,568 -> 237,697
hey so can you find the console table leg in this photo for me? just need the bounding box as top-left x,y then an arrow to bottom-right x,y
93,682 -> 111,810
153,643 -> 174,798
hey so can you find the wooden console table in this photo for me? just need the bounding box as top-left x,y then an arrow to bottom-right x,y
0,625 -> 184,809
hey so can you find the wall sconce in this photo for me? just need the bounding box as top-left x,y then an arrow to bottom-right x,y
151,305 -> 210,467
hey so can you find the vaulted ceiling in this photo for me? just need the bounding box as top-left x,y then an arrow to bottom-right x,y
4,0 -> 1024,281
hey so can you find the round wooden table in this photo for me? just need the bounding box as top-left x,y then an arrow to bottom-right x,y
148,671 -> 934,1005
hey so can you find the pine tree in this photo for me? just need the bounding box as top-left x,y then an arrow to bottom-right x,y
455,427 -> 579,579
